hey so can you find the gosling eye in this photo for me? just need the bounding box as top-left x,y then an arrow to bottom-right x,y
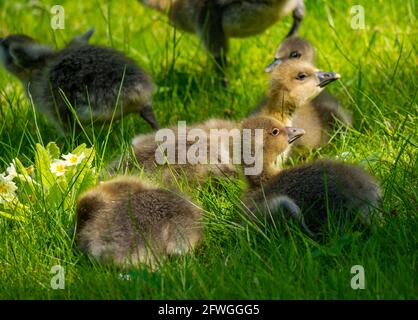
271,128 -> 280,136
296,73 -> 308,80
290,51 -> 301,59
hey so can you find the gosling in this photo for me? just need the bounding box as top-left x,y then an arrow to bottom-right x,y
139,0 -> 305,80
76,176 -> 203,268
129,116 -> 305,186
261,36 -> 351,153
240,116 -> 382,237
0,29 -> 159,133
257,59 -> 340,127
129,118 -> 239,184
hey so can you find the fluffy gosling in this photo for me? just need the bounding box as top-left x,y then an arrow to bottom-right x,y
76,176 -> 203,268
262,36 -> 351,153
0,29 -> 159,133
240,116 -> 382,237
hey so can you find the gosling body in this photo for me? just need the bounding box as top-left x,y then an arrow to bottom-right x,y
0,29 -> 159,132
76,176 -> 202,268
130,118 -> 239,184
246,159 -> 381,235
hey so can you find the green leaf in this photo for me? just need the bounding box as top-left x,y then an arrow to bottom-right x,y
71,144 -> 87,156
71,147 -> 97,198
34,143 -> 56,190
13,158 -> 37,203
46,142 -> 61,160
0,210 -> 25,222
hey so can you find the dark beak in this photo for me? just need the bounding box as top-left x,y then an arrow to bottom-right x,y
316,71 -> 341,88
285,127 -> 305,144
83,28 -> 95,41
264,58 -> 281,73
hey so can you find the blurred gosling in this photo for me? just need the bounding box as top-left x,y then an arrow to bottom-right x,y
0,29 -> 159,133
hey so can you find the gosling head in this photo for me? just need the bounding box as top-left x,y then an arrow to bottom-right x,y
0,34 -> 54,82
241,116 -> 305,185
268,59 -> 340,112
265,36 -> 316,72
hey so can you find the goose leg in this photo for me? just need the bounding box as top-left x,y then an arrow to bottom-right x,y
197,0 -> 229,86
286,0 -> 305,38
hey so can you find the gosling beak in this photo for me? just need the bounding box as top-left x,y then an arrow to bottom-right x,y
83,27 -> 95,40
264,58 -> 281,73
285,127 -> 305,144
317,72 -> 340,88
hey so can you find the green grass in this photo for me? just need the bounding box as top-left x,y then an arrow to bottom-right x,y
0,0 -> 417,299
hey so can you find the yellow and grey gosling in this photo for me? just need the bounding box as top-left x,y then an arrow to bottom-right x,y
259,36 -> 351,154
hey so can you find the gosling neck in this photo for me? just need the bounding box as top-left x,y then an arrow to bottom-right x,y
264,90 -> 296,126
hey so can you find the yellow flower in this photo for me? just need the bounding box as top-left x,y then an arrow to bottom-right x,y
26,165 -> 35,175
0,173 -> 17,204
62,152 -> 85,167
50,160 -> 67,177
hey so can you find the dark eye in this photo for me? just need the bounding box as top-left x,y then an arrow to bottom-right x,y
296,73 -> 308,80
271,128 -> 280,136
290,51 -> 301,59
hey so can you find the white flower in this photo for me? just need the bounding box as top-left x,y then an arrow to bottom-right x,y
5,161 -> 17,181
50,160 -> 67,177
4,161 -> 37,184
62,152 -> 85,167
0,173 -> 18,204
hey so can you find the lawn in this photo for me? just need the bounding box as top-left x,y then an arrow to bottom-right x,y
0,0 -> 417,299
